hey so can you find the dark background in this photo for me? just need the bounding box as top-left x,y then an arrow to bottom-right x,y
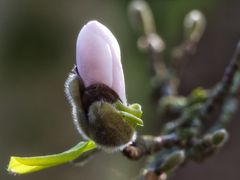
0,0 -> 240,180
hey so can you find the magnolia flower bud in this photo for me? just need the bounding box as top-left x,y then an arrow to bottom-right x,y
76,20 -> 126,103
65,20 -> 143,152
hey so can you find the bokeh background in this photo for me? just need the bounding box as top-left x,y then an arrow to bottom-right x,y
1,0 -> 240,180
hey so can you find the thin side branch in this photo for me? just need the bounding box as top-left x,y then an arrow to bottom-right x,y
123,134 -> 182,160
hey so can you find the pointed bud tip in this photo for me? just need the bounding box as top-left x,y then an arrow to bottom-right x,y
212,129 -> 229,146
161,150 -> 185,172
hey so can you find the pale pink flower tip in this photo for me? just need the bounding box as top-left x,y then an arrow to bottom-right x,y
76,20 -> 126,103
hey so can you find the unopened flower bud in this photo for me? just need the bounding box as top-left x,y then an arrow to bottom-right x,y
160,151 -> 185,172
65,20 -> 143,151
212,129 -> 228,147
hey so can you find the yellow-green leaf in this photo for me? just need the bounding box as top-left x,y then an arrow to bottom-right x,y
8,140 -> 96,174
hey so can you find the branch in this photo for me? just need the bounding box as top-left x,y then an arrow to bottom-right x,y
127,2 -> 240,179
123,134 -> 182,160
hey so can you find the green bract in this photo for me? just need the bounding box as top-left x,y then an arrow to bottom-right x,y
115,100 -> 144,127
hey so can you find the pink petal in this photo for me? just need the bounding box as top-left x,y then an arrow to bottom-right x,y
76,20 -> 126,103
76,22 -> 113,88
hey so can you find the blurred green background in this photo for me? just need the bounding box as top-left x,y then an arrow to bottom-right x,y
1,0 -> 240,180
